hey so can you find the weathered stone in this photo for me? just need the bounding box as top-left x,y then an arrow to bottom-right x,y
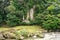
29,33 -> 34,37
7,29 -> 17,33
32,35 -> 37,38
38,34 -> 44,38
3,32 -> 16,39
0,33 -> 5,40
5,39 -> 17,40
27,34 -> 30,37
20,35 -> 24,40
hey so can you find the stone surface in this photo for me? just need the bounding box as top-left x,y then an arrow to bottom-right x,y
20,35 -> 24,40
0,32 -> 60,40
3,32 -> 16,39
0,33 -> 5,40
5,39 -> 17,40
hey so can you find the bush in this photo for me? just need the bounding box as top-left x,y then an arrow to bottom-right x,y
5,4 -> 23,26
15,29 -> 28,38
57,14 -> 60,27
0,15 -> 3,24
47,5 -> 55,11
34,14 -> 46,25
57,14 -> 60,18
42,19 -> 58,30
35,14 -> 59,31
6,14 -> 20,27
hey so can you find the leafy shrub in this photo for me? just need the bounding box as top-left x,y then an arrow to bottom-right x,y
0,15 -> 3,25
0,15 -> 3,23
57,14 -> 60,27
6,14 -> 20,27
47,5 -> 55,11
57,14 -> 60,18
34,14 -> 46,25
5,2 -> 23,26
42,19 -> 58,30
15,29 -> 28,38
21,22 -> 31,25
35,14 -> 59,31
58,19 -> 60,27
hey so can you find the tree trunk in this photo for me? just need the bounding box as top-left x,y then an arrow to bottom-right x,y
23,15 -> 25,21
26,11 -> 30,20
29,5 -> 35,20
26,5 -> 35,21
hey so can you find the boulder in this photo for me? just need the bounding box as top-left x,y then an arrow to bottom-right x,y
3,32 -> 16,39
38,34 -> 44,38
32,35 -> 37,38
5,39 -> 17,40
16,35 -> 24,40
0,33 -> 5,40
20,35 -> 24,40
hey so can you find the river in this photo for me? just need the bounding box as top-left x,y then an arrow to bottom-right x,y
24,32 -> 60,40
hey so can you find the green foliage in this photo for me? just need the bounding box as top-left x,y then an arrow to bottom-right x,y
5,4 -> 16,13
42,18 -> 58,30
34,14 -> 46,25
57,14 -> 60,27
47,5 -> 55,10
0,0 -> 60,31
6,14 -> 20,26
0,15 -> 3,24
57,14 -> 60,18
5,1 -> 23,26
35,14 -> 59,30
15,29 -> 28,37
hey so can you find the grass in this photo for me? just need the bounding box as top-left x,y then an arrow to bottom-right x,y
0,25 -> 45,33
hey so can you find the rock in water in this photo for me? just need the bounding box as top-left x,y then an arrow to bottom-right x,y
33,35 -> 37,38
0,33 -> 5,40
20,35 -> 24,40
3,32 -> 16,39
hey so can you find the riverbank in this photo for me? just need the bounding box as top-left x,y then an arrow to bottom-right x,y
0,26 -> 46,40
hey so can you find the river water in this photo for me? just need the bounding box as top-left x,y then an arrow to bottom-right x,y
24,32 -> 60,40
